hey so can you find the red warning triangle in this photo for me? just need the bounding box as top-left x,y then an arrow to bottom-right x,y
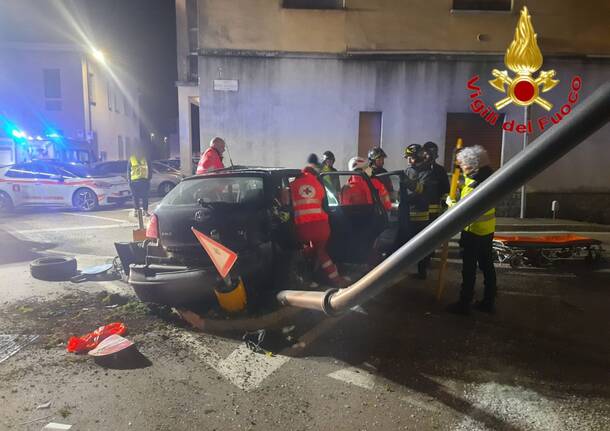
191,227 -> 238,278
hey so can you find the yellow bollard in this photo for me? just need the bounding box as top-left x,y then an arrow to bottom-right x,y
215,276 -> 247,313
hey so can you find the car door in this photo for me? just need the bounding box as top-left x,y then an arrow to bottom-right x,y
31,162 -> 68,205
375,170 -> 405,256
3,163 -> 46,204
319,171 -> 388,264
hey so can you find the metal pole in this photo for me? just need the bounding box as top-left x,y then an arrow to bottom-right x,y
277,82 -> 610,315
519,106 -> 530,219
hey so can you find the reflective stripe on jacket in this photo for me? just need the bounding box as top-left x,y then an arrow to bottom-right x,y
129,156 -> 149,181
290,169 -> 328,225
371,178 -> 392,211
196,147 -> 224,174
461,175 -> 496,235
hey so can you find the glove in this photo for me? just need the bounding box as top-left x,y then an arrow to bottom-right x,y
446,196 -> 457,208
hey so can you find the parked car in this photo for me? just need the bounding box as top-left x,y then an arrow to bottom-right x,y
0,160 -> 131,213
156,158 -> 200,174
92,160 -> 183,196
127,166 -> 391,308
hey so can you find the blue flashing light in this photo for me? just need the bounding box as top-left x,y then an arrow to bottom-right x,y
46,133 -> 61,138
11,129 -> 26,139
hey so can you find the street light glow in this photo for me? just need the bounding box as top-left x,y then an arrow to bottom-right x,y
92,48 -> 106,63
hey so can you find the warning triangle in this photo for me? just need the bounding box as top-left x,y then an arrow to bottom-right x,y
191,227 -> 238,278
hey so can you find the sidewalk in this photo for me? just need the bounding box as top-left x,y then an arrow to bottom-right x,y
496,217 -> 610,232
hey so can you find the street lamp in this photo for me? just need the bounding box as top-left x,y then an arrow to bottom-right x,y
91,48 -> 106,64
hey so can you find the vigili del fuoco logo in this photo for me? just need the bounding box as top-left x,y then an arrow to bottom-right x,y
466,6 -> 582,134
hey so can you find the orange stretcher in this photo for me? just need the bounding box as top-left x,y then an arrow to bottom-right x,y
493,234 -> 604,268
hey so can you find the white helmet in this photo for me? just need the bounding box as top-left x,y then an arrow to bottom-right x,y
348,156 -> 367,171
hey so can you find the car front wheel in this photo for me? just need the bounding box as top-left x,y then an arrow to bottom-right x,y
72,187 -> 99,212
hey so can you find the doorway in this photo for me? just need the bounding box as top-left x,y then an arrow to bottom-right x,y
358,112 -> 382,158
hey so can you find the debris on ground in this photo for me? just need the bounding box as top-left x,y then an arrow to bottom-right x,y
66,322 -> 127,353
0,334 -> 39,363
36,401 -> 52,410
42,422 -> 72,430
88,334 -> 133,357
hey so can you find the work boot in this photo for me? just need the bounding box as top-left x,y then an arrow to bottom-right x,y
446,301 -> 471,315
474,300 -> 496,314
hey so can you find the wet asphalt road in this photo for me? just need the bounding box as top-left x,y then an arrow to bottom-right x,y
1,204 -> 610,430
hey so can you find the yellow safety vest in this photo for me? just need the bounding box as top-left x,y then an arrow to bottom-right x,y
461,175 -> 495,236
130,156 -> 149,181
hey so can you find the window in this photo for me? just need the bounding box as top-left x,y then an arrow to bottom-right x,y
125,137 -> 131,158
6,164 -> 37,179
165,177 -> 265,206
88,73 -> 96,105
118,135 -> 124,159
452,0 -> 512,12
43,69 -> 61,98
114,91 -> 120,113
107,81 -> 112,111
282,0 -> 344,9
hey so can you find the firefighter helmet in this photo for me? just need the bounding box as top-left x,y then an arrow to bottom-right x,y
423,141 -> 439,159
322,151 -> 335,162
404,144 -> 423,159
367,147 -> 387,163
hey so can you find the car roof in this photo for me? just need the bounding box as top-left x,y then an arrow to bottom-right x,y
184,166 -> 301,181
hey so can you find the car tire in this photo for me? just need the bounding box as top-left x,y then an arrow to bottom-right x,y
72,187 -> 99,212
158,181 -> 175,196
0,191 -> 14,215
30,257 -> 77,281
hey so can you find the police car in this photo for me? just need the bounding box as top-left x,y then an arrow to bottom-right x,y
0,160 -> 131,213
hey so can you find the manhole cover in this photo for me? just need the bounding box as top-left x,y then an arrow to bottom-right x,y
0,334 -> 39,363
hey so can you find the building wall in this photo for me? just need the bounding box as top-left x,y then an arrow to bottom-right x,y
0,44 -> 86,138
198,55 -> 610,191
88,62 -> 141,160
197,0 -> 610,55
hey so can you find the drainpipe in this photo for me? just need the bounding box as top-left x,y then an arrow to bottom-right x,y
277,82 -> 610,315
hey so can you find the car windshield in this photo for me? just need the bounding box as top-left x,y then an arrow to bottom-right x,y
54,163 -> 93,178
163,176 -> 264,206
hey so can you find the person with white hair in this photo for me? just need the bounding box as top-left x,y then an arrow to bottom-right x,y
196,137 -> 226,174
446,145 -> 497,315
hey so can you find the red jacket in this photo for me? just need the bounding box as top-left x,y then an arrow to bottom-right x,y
371,178 -> 392,211
341,175 -> 372,205
196,147 -> 224,174
290,168 -> 328,225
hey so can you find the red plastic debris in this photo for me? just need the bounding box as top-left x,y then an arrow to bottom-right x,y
66,322 -> 127,353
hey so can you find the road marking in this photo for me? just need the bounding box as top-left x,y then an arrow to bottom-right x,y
175,331 -> 290,392
507,271 -> 577,278
15,223 -> 135,234
594,268 -> 610,273
500,291 -> 560,298
328,366 -> 376,390
63,212 -> 129,223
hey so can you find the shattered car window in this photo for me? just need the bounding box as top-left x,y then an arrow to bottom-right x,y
163,176 -> 264,206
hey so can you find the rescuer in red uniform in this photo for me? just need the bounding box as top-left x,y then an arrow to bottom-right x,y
196,137 -> 226,174
342,156 -> 391,210
290,154 -> 345,287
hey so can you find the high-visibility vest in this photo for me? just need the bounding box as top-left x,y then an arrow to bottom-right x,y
129,156 -> 148,181
341,175 -> 373,206
290,170 -> 328,225
461,175 -> 496,235
371,178 -> 392,211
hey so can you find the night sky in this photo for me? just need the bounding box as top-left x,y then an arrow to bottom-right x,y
0,0 -> 178,138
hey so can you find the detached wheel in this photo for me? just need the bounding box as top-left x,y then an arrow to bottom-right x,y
0,191 -> 14,215
509,255 -> 524,268
158,181 -> 175,196
73,187 -> 98,212
30,257 -> 77,281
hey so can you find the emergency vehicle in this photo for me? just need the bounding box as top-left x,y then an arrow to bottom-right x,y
0,160 -> 131,213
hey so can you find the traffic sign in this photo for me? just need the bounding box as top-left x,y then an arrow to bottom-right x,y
191,227 -> 238,278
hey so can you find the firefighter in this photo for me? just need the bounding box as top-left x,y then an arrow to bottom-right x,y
196,137 -> 225,174
127,150 -> 152,217
446,145 -> 497,315
290,158 -> 345,288
320,151 -> 341,197
367,147 -> 393,193
395,144 -> 433,279
422,141 -> 450,223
